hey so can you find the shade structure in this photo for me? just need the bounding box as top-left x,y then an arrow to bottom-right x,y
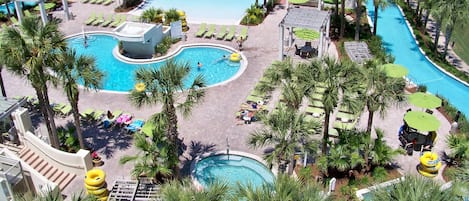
404,111 -> 440,132
381,63 -> 408,78
293,28 -> 320,40
408,92 -> 442,109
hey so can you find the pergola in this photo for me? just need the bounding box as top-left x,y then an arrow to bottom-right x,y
13,0 -> 71,25
279,7 -> 330,60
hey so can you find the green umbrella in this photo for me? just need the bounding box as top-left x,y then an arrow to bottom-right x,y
404,111 -> 440,132
34,2 -> 56,11
293,28 -> 320,40
408,92 -> 442,109
381,63 -> 408,78
289,0 -> 309,4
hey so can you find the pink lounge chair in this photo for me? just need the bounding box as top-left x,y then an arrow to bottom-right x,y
116,114 -> 132,126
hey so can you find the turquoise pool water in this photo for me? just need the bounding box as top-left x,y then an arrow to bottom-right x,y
67,34 -> 241,92
194,154 -> 275,189
144,0 -> 256,24
0,2 -> 37,14
367,2 -> 469,116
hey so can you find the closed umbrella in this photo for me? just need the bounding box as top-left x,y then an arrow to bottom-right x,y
381,63 -> 408,78
404,111 -> 440,132
408,92 -> 442,109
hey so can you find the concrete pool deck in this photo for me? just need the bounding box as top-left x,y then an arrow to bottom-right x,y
1,1 -> 454,198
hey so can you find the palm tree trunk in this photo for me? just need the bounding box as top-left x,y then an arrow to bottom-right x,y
423,10 -> 430,29
5,0 -> 11,18
340,0 -> 346,38
165,102 -> 180,179
35,88 -> 59,148
415,0 -> 420,15
322,112 -> 331,155
443,26 -> 453,58
366,110 -> 374,133
335,0 -> 339,24
0,68 -> 6,97
354,1 -> 362,41
433,17 -> 442,53
41,85 -> 60,148
373,5 -> 379,35
70,93 -> 85,149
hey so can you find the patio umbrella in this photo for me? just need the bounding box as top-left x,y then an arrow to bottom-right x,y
404,111 -> 440,132
293,28 -> 320,40
34,2 -> 56,11
408,92 -> 442,109
381,63 -> 408,78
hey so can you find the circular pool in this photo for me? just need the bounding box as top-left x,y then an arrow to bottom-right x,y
192,153 -> 275,189
66,33 -> 243,92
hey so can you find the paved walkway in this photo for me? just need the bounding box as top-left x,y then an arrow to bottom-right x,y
2,1 -> 453,198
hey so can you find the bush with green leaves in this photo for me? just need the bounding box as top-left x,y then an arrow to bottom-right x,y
57,125 -> 80,153
154,36 -> 173,55
241,4 -> 265,25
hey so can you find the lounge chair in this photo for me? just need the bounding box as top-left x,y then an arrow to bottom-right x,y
81,0 -> 91,3
95,0 -> 105,4
115,113 -> 132,127
92,13 -> 104,26
101,14 -> 114,27
216,25 -> 227,40
103,0 -> 114,5
80,108 -> 94,120
89,0 -> 99,4
224,25 -> 236,41
52,103 -> 66,113
92,110 -> 104,121
84,12 -> 96,25
239,26 -> 248,40
110,15 -> 126,27
10,17 -> 19,26
124,119 -> 145,133
204,24 -> 216,38
24,10 -> 32,17
59,105 -> 72,117
195,23 -> 207,37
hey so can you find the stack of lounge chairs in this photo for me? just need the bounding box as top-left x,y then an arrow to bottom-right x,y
194,24 -> 247,41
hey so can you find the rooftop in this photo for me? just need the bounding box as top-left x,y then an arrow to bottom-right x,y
343,41 -> 373,64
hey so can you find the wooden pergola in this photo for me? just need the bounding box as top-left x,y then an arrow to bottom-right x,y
279,7 -> 331,60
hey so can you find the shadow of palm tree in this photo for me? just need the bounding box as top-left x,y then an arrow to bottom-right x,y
82,123 -> 132,159
179,140 -> 216,177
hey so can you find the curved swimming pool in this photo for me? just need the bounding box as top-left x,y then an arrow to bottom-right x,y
67,34 -> 242,92
193,153 -> 275,189
367,2 -> 469,116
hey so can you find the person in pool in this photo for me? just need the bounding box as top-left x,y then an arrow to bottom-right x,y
197,62 -> 203,70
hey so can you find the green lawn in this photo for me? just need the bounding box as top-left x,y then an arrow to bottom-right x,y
452,19 -> 469,65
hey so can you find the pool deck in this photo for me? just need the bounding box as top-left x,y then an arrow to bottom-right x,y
1,1 -> 455,198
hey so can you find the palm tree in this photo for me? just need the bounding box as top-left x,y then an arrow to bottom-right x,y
372,0 -> 389,35
54,49 -> 104,149
296,57 -> 362,155
430,7 -> 444,53
371,175 -> 460,200
161,179 -> 230,201
0,65 -> 6,97
446,133 -> 469,164
234,174 -> 329,201
164,9 -> 180,25
141,7 -> 164,23
0,16 -> 66,148
362,60 -> 406,133
368,129 -> 403,167
339,0 -> 346,38
120,131 -> 173,183
248,104 -> 320,174
439,0 -> 469,57
354,0 -> 364,40
129,59 -> 206,178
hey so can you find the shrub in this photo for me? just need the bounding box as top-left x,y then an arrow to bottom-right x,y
154,36 -> 173,55
372,166 -> 387,182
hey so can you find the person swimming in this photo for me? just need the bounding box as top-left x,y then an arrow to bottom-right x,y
197,62 -> 203,70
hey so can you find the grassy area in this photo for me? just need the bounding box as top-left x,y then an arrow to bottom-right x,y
452,20 -> 469,65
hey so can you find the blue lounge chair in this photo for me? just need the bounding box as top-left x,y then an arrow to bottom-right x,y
124,119 -> 145,133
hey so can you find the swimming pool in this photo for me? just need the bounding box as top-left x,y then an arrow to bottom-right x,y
0,2 -> 37,14
67,34 -> 242,92
193,153 -> 275,189
367,2 -> 469,116
138,0 -> 256,25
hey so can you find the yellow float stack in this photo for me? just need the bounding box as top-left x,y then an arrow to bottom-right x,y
84,168 -> 108,201
177,10 -> 189,32
418,152 -> 442,178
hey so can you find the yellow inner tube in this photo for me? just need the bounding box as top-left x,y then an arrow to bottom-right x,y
419,161 -> 442,173
135,83 -> 146,92
230,53 -> 241,62
85,182 -> 106,190
88,188 -> 107,196
85,169 -> 106,187
419,152 -> 439,167
418,165 -> 438,178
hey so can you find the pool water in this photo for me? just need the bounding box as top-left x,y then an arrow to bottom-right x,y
67,34 -> 241,92
0,2 -> 37,14
367,2 -> 469,116
194,154 -> 275,189
142,0 -> 256,25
